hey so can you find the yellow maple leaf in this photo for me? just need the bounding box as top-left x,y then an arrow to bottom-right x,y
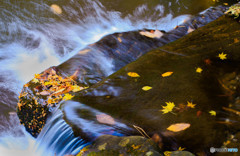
196,67 -> 203,73
161,102 -> 175,114
63,93 -> 74,101
218,52 -> 227,60
72,85 -> 84,92
132,144 -> 141,150
164,151 -> 172,156
187,101 -> 196,108
162,72 -> 173,77
209,110 -> 216,116
178,147 -> 186,151
142,86 -> 152,91
127,72 -> 140,78
167,123 -> 191,132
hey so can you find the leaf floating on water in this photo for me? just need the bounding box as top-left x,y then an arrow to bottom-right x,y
218,52 -> 227,60
209,110 -> 216,116
142,86 -> 152,91
161,102 -> 175,114
139,30 -> 164,39
127,72 -> 140,78
63,93 -> 74,101
98,143 -> 107,151
50,4 -> 62,15
167,123 -> 190,132
96,114 -> 115,125
162,72 -> 173,77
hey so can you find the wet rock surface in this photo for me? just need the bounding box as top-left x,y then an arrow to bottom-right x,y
79,135 -> 162,156
63,14 -> 240,155
17,5 -> 227,137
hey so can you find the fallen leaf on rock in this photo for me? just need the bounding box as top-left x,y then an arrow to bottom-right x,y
167,123 -> 190,132
98,143 -> 107,151
132,144 -> 141,150
72,85 -> 84,92
161,102 -> 175,114
162,72 -> 173,77
142,86 -> 152,91
52,88 -> 66,96
32,78 -> 39,83
127,72 -> 140,77
40,91 -> 50,96
187,101 -> 196,108
164,151 -> 172,156
196,67 -> 203,73
62,93 -> 74,101
119,138 -> 130,147
50,4 -> 62,15
218,52 -> 227,60
146,151 -> 153,156
96,114 -> 115,125
209,110 -> 216,116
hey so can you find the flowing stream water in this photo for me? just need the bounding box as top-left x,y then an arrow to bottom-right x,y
0,0 -> 234,155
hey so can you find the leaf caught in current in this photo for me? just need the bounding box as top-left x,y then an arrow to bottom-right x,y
50,4 -> 62,15
167,123 -> 190,132
162,72 -> 173,77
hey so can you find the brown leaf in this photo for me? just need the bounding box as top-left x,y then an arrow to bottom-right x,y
167,123 -> 190,132
40,90 -> 50,96
96,114 -> 115,125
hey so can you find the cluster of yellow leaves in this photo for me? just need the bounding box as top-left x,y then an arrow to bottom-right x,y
161,102 -> 175,114
19,68 -> 88,110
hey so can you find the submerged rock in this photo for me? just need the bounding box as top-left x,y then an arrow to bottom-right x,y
78,135 -> 162,156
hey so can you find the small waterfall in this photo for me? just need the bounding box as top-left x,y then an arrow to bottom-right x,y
35,108 -> 87,156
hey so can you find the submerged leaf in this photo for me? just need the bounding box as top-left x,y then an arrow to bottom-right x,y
196,67 -> 203,73
218,52 -> 227,60
167,123 -> 190,132
187,101 -> 196,108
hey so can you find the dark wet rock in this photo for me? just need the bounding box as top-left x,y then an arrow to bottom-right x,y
17,5 -> 227,137
62,14 -> 240,155
79,135 -> 162,156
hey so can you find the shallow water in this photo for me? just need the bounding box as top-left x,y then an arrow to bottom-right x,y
0,0 -> 235,155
